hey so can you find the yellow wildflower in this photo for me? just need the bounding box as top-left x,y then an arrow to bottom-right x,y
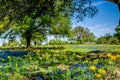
39,57 -> 43,61
36,50 -> 40,54
93,59 -> 98,64
34,50 -> 36,52
89,66 -> 96,71
98,69 -> 106,74
84,60 -> 88,63
58,64 -> 68,71
95,73 -> 101,78
45,53 -> 50,60
29,56 -> 32,60
116,54 -> 120,59
107,53 -> 112,57
111,55 -> 116,60
53,54 -> 57,57
99,54 -> 103,58
84,58 -> 89,63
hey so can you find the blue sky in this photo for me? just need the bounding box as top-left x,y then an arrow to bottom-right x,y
72,0 -> 119,37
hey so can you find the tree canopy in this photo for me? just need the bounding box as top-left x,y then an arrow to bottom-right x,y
72,26 -> 95,44
115,25 -> 120,42
1,15 -> 49,48
0,0 -> 98,22
50,13 -> 71,38
0,0 -> 98,47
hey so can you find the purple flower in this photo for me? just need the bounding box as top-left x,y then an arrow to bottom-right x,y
86,72 -> 91,76
96,62 -> 104,68
57,69 -> 62,74
49,71 -> 54,75
35,77 -> 43,80
70,67 -> 74,73
75,78 -> 79,80
74,63 -> 80,67
80,64 -> 86,68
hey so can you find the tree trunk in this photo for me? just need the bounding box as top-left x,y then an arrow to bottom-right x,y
25,32 -> 32,48
24,30 -> 32,48
26,38 -> 31,48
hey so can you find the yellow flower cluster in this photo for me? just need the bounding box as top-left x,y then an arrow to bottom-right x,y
95,73 -> 101,78
107,53 -> 120,60
84,58 -> 90,63
93,59 -> 98,64
37,50 -> 40,53
116,54 -> 120,59
111,55 -> 116,60
45,53 -> 50,60
98,69 -> 106,74
84,60 -> 88,63
39,57 -> 43,61
58,64 -> 68,71
89,66 -> 96,71
107,53 -> 112,57
95,69 -> 106,78
53,53 -> 57,57
34,49 -> 41,54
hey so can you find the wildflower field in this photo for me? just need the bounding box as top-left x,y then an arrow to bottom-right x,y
0,45 -> 120,80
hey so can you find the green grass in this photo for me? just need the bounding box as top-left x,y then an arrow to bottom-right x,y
0,45 -> 120,80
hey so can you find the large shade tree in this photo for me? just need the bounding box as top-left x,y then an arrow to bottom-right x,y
50,13 -> 72,38
0,0 -> 98,48
72,26 -> 95,44
2,14 -> 72,48
0,0 -> 98,25
2,16 -> 48,48
4,1 -> 120,25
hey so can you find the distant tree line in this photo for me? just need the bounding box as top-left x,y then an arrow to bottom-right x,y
1,24 -> 120,47
48,25 -> 120,45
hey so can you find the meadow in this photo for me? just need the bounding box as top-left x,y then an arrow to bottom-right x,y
0,45 -> 120,80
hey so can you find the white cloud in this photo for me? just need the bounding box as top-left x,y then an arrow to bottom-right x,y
89,23 -> 116,37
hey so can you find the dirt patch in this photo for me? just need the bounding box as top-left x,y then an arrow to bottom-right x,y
106,69 -> 120,80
